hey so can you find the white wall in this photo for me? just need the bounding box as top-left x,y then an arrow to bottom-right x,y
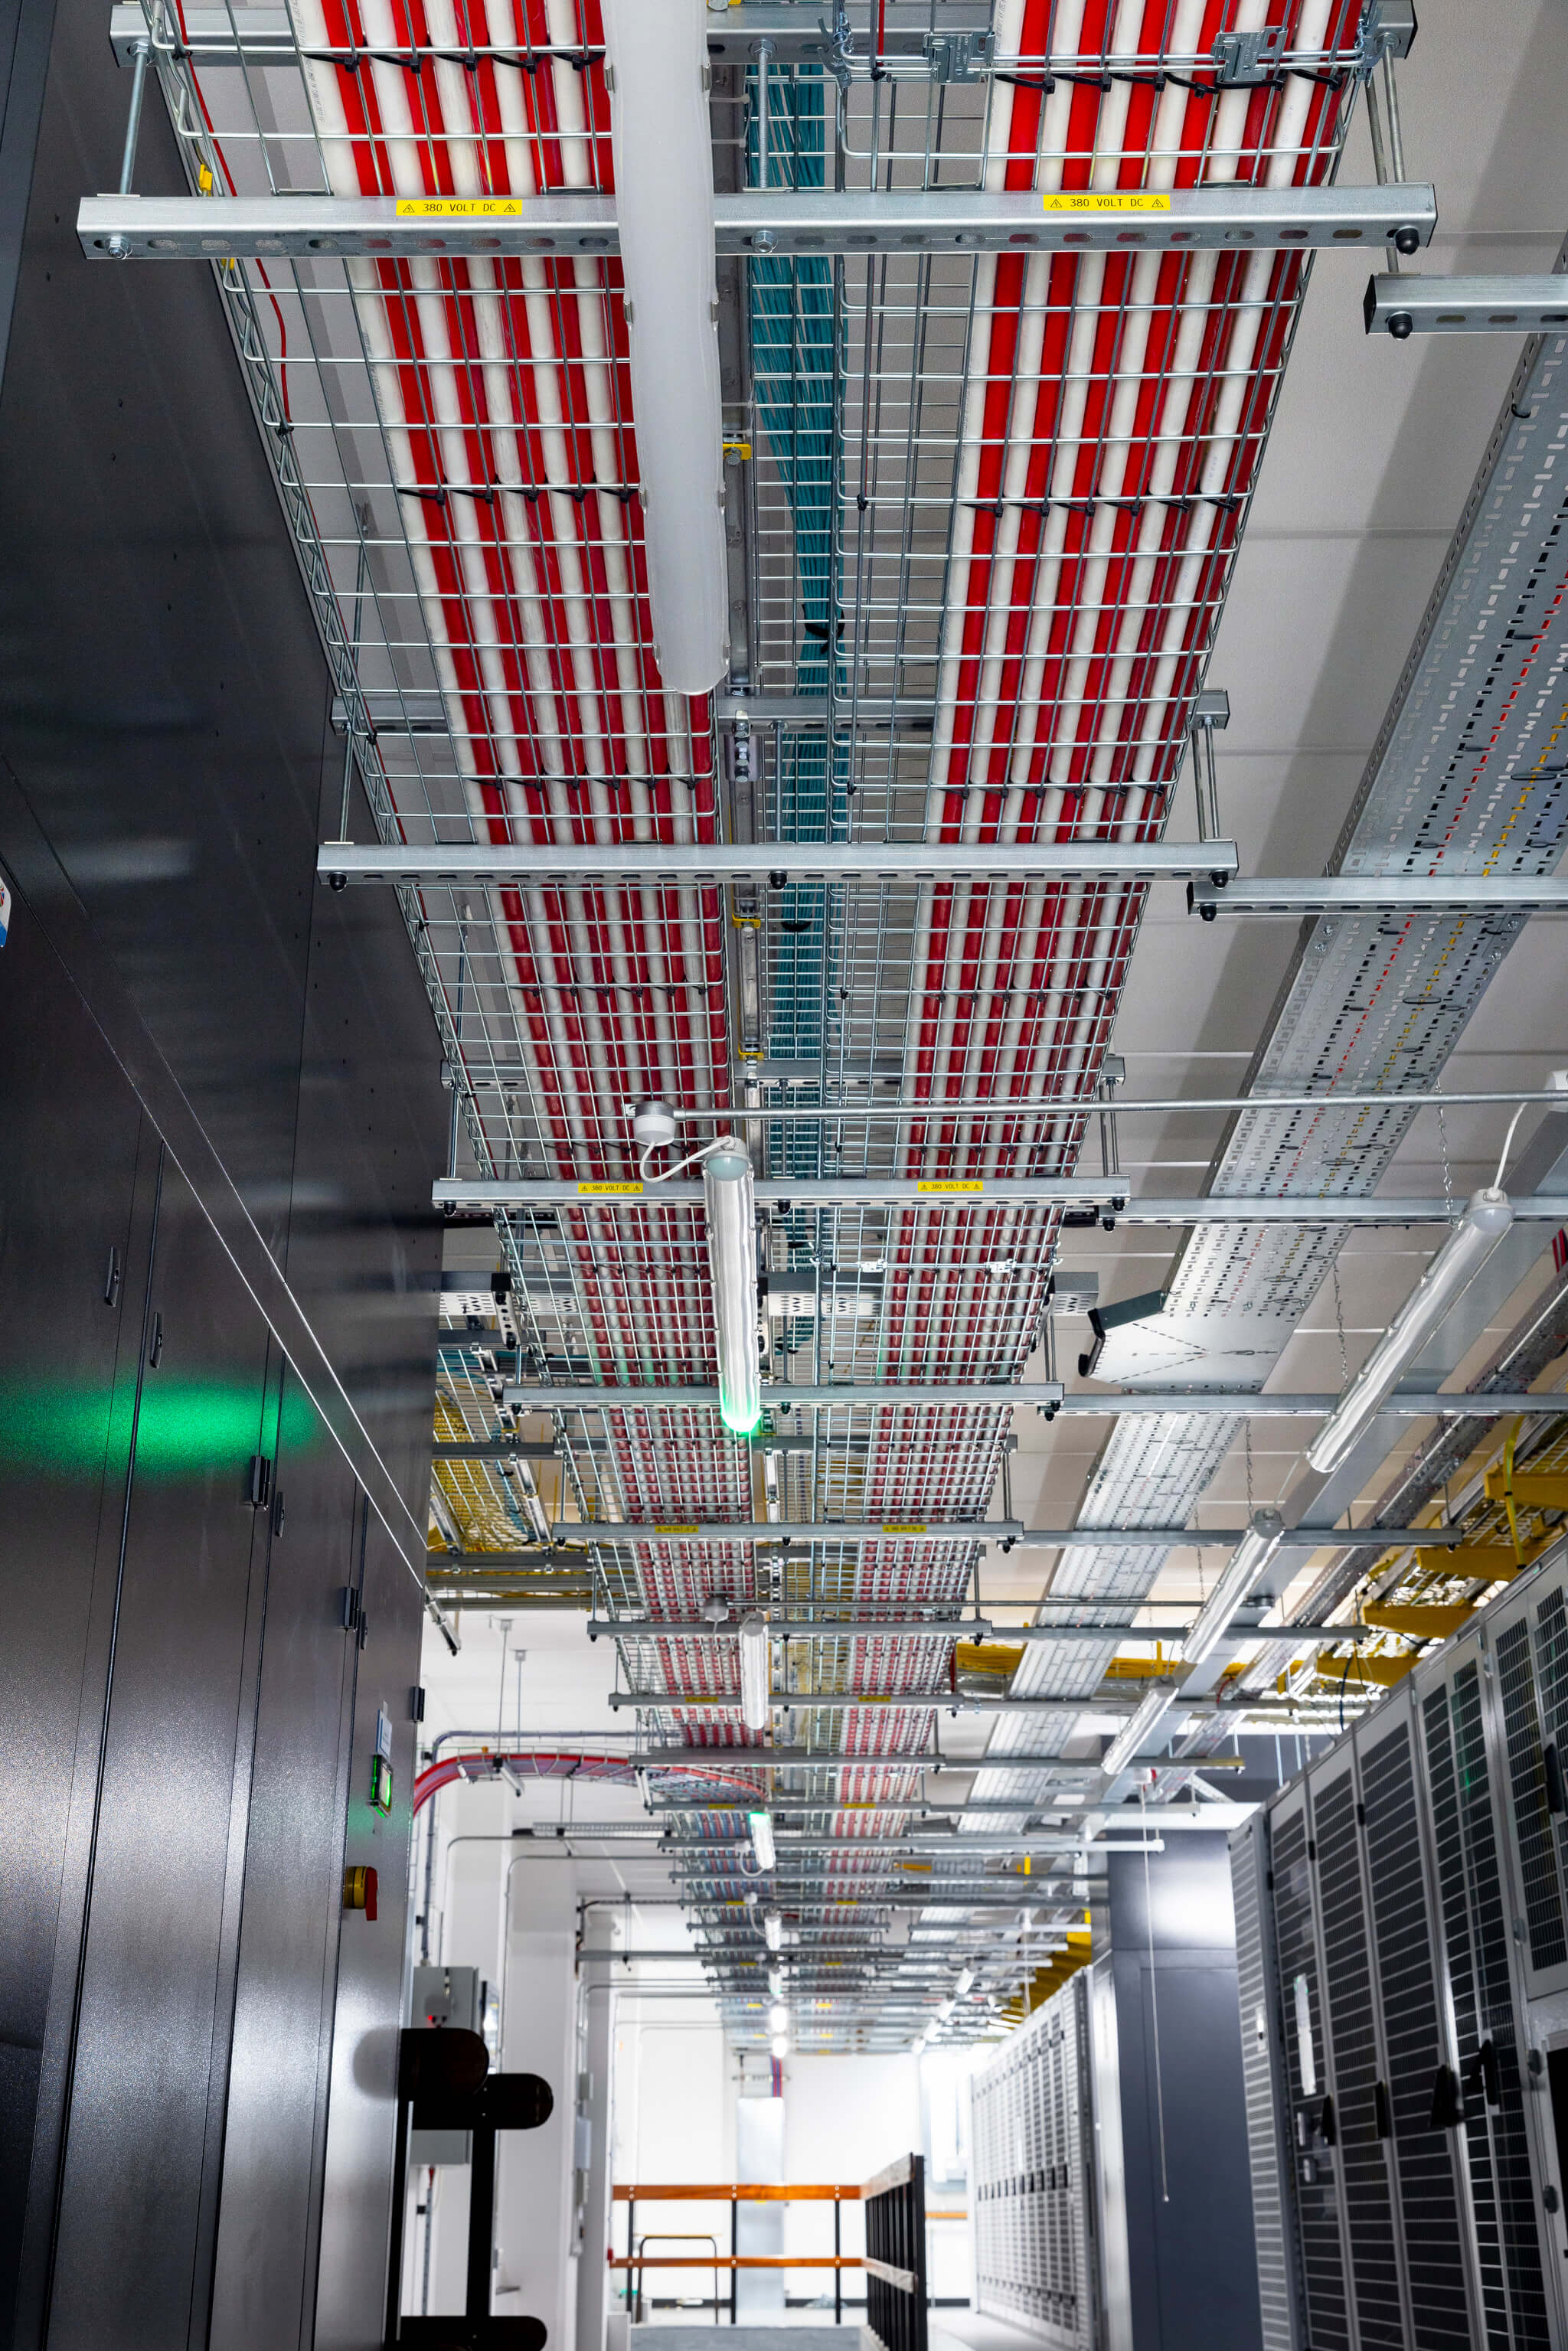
612,2007 -> 732,2321
496,1853 -> 580,2346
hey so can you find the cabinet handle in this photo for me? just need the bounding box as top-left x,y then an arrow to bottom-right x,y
103,1246 -> 121,1308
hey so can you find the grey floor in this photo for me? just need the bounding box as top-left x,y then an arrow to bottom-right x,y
631,2333 -> 854,2351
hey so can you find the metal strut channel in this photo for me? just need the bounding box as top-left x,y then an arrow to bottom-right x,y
1190,873 -> 1568,916
77,184 -> 1437,263
1364,275 -> 1568,338
547,1521 -> 1460,1551
487,1383 -> 1568,1419
462,1180 -> 1568,1221
320,841 -> 1238,886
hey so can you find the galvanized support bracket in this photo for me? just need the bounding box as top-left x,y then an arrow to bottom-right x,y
1189,872 -> 1568,917
77,182 -> 1438,263
1364,273 -> 1568,339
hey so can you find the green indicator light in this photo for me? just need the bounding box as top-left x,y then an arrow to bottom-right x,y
370,1754 -> 394,1816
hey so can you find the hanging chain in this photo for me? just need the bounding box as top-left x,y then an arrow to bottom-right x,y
1331,1261 -> 1349,1386
1436,1102 -> 1456,1221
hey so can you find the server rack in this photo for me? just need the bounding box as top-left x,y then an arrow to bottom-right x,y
971,1976 -> 1101,2350
1234,1547 -> 1568,2349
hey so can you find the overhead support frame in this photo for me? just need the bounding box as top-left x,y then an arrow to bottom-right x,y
469,1182 -> 1568,1225
551,1520 -> 1459,1552
1190,872 -> 1568,918
319,841 -> 1236,889
485,1381 -> 1566,1420
77,182 -> 1436,263
1364,272 -> 1568,337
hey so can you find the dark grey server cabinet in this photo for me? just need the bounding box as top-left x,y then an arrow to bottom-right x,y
0,0 -> 446,2315
1233,1555 -> 1568,2351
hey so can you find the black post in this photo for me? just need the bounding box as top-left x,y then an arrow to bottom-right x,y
834,2196 -> 841,2325
467,2118 -> 497,2323
729,2195 -> 737,2324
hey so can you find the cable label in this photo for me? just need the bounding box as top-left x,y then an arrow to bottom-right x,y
1042,191 -> 1171,213
396,197 -> 525,217
881,1523 -> 928,1536
654,1523 -> 699,1536
578,1180 -> 644,1194
916,1180 -> 983,1193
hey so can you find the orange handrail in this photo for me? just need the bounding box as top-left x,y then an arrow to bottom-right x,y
612,2182 -> 860,2201
610,2255 -> 859,2270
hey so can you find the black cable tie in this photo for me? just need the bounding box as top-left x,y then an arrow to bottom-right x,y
397,482 -> 448,507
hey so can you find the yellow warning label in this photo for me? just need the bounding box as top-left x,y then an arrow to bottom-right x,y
916,1180 -> 984,1194
655,1523 -> 699,1536
1042,191 -> 1171,214
396,197 -> 525,217
881,1523 -> 928,1536
577,1180 -> 644,1195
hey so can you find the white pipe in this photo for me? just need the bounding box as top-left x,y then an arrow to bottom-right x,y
600,0 -> 727,694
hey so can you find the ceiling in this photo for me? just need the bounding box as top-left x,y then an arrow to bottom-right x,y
113,0 -> 1568,2046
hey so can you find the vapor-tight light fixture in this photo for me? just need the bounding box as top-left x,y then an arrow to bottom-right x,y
1306,1187 -> 1514,1474
738,1611 -> 770,1731
749,1810 -> 777,1872
599,0 -> 727,694
1099,1510 -> 1286,1778
763,1912 -> 783,1953
704,1141 -> 762,1435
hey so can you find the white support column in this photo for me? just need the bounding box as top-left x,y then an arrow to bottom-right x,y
495,1852 -> 579,2346
575,1916 -> 619,2351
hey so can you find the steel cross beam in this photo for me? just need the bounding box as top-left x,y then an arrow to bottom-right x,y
1364,273 -> 1568,337
550,1520 -> 1453,1550
588,1617 -> 1368,1642
1190,872 -> 1568,918
106,0 -> 999,63
318,841 -> 1236,888
79,185 -> 1436,264
626,1749 -> 1223,1771
485,1382 -> 1564,1419
474,1182 -> 1568,1225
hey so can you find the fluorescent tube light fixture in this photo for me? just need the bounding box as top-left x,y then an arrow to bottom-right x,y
768,1965 -> 784,1997
763,1911 -> 783,1953
770,2034 -> 789,2059
749,1810 -> 777,1873
704,1141 -> 762,1435
739,1611 -> 770,1731
955,1968 -> 975,1997
1305,1187 -> 1514,1474
769,2001 -> 789,2034
1182,1509 -> 1285,1669
599,0 -> 727,694
1099,1507 -> 1287,1777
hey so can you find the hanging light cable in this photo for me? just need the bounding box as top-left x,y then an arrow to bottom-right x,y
599,0 -> 727,694
704,1141 -> 763,1435
1305,1188 -> 1514,1475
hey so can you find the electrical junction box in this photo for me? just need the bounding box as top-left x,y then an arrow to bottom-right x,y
407,1965 -> 499,2165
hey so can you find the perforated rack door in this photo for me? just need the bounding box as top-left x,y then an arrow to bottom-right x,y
1231,1813 -> 1306,2351
969,1980 -> 1094,2351
1351,1683 -> 1481,2349
1267,1777 -> 1357,2351
1413,1626 -> 1558,2351
1480,1561 -> 1568,2007
1308,1744 -> 1412,2348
